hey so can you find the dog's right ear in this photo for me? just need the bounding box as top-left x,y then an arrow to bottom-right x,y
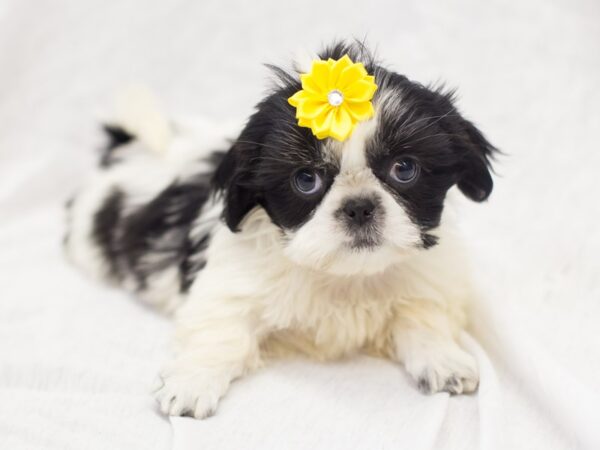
213,118 -> 264,232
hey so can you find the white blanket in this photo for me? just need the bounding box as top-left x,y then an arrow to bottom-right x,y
1,0 -> 599,449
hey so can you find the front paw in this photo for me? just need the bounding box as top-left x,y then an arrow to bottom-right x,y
154,369 -> 231,419
405,341 -> 479,395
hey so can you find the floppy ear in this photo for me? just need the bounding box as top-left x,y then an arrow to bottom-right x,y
213,140 -> 262,232
438,94 -> 498,202
454,117 -> 497,201
213,109 -> 271,232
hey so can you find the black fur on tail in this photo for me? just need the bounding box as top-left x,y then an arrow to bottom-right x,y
100,124 -> 135,168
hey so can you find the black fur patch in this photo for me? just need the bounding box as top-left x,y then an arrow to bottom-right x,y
179,234 -> 210,292
212,82 -> 339,231
93,188 -> 125,278
119,179 -> 210,289
92,155 -> 224,292
100,125 -> 135,168
421,233 -> 439,249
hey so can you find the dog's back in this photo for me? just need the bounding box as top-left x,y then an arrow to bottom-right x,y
64,90 -> 234,313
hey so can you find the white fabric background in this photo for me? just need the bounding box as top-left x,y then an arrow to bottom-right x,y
1,1 -> 599,449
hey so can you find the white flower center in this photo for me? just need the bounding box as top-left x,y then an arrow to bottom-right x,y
327,89 -> 344,107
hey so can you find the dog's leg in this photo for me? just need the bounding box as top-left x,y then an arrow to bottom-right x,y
155,294 -> 262,418
390,302 -> 479,395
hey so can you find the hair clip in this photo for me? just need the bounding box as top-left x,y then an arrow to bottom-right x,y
288,55 -> 377,142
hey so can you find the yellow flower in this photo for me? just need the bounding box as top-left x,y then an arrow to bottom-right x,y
288,55 -> 378,142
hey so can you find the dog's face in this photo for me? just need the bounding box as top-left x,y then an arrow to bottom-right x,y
215,43 -> 496,276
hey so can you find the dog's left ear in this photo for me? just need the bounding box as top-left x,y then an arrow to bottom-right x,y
453,117 -> 497,201
438,93 -> 498,202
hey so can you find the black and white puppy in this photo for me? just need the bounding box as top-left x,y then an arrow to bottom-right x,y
65,41 -> 496,419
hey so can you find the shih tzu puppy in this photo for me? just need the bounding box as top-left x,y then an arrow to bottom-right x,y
65,41 -> 497,419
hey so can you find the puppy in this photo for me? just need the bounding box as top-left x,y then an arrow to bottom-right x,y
65,41 -> 497,419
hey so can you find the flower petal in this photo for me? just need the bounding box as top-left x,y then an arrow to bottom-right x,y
329,107 -> 354,141
329,55 -> 353,88
315,129 -> 330,140
308,60 -> 330,92
345,101 -> 374,121
338,63 -> 368,90
344,79 -> 378,102
297,99 -> 330,119
297,117 -> 313,128
288,90 -> 310,107
300,72 -> 329,95
364,75 -> 375,84
311,109 -> 335,137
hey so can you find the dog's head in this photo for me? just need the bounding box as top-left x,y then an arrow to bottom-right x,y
215,41 -> 497,275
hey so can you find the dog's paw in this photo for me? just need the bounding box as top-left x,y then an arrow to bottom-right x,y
404,341 -> 479,395
153,370 -> 230,419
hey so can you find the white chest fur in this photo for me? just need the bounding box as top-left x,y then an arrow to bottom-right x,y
184,208 -> 472,360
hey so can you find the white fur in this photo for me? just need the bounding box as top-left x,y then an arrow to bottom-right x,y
155,201 -> 478,417
154,115 -> 480,418
67,89 -> 480,418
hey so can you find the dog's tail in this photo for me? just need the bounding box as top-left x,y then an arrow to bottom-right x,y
100,86 -> 172,167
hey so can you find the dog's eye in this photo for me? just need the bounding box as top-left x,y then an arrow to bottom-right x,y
292,169 -> 323,196
388,159 -> 419,185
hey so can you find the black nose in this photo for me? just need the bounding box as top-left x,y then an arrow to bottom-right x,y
342,197 -> 376,226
